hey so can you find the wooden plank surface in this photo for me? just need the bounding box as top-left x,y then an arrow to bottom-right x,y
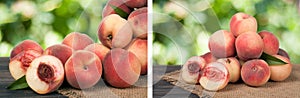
0,57 -> 67,97
153,65 -> 199,98
154,64 -> 300,98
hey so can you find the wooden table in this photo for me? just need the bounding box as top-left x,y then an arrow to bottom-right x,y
0,57 -> 66,97
153,65 -> 199,98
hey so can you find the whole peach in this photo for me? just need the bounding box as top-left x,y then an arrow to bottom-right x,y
84,43 -> 110,62
127,39 -> 147,75
258,31 -> 279,55
98,14 -> 133,49
62,32 -> 94,51
208,30 -> 236,58
235,32 -> 264,61
128,7 -> 147,39
65,50 -> 102,89
103,48 -> 141,88
230,12 -> 257,37
44,44 -> 73,65
241,59 -> 270,87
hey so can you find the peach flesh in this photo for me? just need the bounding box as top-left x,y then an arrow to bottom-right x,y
181,56 -> 206,84
199,62 -> 229,91
217,57 -> 241,83
10,40 -> 43,59
200,52 -> 217,64
258,31 -> 279,55
241,59 -> 270,87
103,48 -> 141,88
9,50 -> 42,80
26,55 -> 64,94
38,64 -> 53,82
269,55 -> 292,81
235,32 -> 264,61
208,30 -> 236,58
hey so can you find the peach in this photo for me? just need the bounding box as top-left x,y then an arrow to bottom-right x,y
200,52 -> 217,64
199,62 -> 230,91
269,55 -> 292,81
102,0 -> 132,18
26,55 -> 64,94
241,59 -> 270,87
65,50 -> 102,89
277,48 -> 290,59
217,57 -> 241,83
128,7 -> 147,39
84,43 -> 110,62
127,39 -> 147,75
9,50 -> 42,80
98,14 -> 133,48
44,44 -> 73,65
181,56 -> 206,84
123,0 -> 147,8
10,40 -> 43,59
230,12 -> 257,37
235,32 -> 264,61
208,30 -> 236,58
62,32 -> 94,51
258,31 -> 279,55
103,48 -> 141,88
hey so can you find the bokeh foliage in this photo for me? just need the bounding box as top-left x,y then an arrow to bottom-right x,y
153,0 -> 300,65
1,0 -> 300,65
0,0 -> 106,56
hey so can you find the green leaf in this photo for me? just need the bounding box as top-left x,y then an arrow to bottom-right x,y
109,4 -> 129,19
260,52 -> 288,66
6,76 -> 29,90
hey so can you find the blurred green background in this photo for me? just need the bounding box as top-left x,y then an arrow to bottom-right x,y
1,0 -> 300,65
153,0 -> 300,65
0,0 -> 107,56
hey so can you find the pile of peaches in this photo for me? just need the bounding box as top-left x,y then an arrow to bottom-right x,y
8,0 -> 147,95
180,12 -> 292,91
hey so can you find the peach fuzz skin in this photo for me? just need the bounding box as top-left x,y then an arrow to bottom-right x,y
103,48 -> 141,88
65,50 -> 102,89
241,59 -> 270,87
230,12 -> 257,37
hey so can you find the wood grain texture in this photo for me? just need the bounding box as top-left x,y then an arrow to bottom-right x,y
153,65 -> 199,98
